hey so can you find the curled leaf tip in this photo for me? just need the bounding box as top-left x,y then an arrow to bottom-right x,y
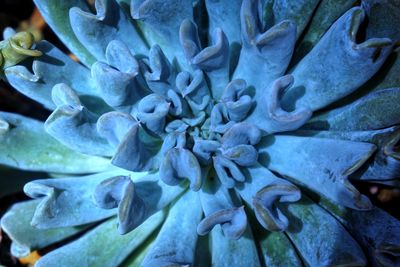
23,182 -> 58,227
197,206 -> 247,240
160,148 -> 202,191
264,75 -> 312,132
253,183 -> 301,231
94,175 -> 146,234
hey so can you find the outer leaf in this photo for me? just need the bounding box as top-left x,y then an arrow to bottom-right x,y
259,232 -> 302,267
131,0 -> 193,67
286,196 -> 367,266
94,172 -> 188,234
35,211 -> 165,267
0,112 -> 111,173
45,104 -> 113,157
259,135 -> 375,210
236,164 -> 301,232
141,190 -> 202,266
5,41 -> 99,109
0,200 -> 88,257
23,171 -> 133,228
293,0 -> 357,63
263,0 -> 320,39
33,0 -> 96,66
320,198 -> 400,266
210,225 -> 261,267
234,0 -> 297,90
198,177 -> 247,239
281,7 -> 393,112
205,0 -> 242,43
305,88 -> 400,131
292,127 -> 400,181
70,0 -> 148,61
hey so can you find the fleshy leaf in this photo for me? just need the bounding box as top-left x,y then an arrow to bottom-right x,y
5,41 -> 98,109
245,75 -> 312,133
141,190 -> 202,266
213,155 -> 245,188
94,172 -> 187,234
198,177 -> 247,239
159,148 -> 202,191
92,40 -> 148,110
296,127 -> 400,182
0,200 -> 88,257
33,0 -> 96,66
137,93 -> 170,135
180,19 -> 229,98
111,124 -> 162,172
141,44 -> 176,95
23,171 -> 132,228
70,0 -> 147,61
35,211 -> 165,267
220,79 -> 252,122
0,112 -> 111,173
219,122 -> 261,166
236,164 -> 301,231
205,0 -> 242,43
286,196 -> 367,266
131,0 -> 193,67
176,70 -> 211,113
305,88 -> 400,131
320,198 -> 400,266
45,93 -> 113,156
293,0 -> 358,63
260,232 -> 302,267
210,225 -> 261,267
94,175 -> 146,234
259,135 -> 375,210
262,0 -> 320,39
234,0 -> 297,90
97,111 -> 138,147
281,7 -> 393,112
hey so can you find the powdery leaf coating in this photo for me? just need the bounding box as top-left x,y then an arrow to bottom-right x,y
0,0 -> 400,266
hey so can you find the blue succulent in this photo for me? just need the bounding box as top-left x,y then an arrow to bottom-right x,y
1,0 -> 400,266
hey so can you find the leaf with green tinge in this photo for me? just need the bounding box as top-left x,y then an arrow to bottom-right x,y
0,112 -> 112,174
33,0 -> 96,66
0,200 -> 89,258
35,211 -> 165,267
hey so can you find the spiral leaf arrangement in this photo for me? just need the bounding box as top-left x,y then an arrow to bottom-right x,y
0,0 -> 400,266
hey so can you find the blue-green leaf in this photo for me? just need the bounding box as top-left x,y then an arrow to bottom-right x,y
70,0 -> 148,61
259,135 -> 375,210
33,0 -> 96,66
23,171 -> 132,228
0,200 -> 89,257
5,41 -> 98,109
0,112 -> 111,173
286,196 -> 367,266
35,211 -> 165,267
281,7 -> 393,112
141,190 -> 202,266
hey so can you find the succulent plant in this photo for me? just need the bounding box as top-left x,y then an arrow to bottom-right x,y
1,0 -> 400,266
